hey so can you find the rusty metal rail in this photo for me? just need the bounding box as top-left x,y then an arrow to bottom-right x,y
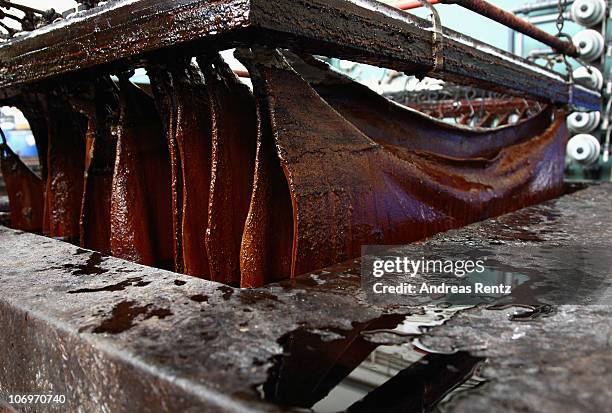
0,0 -> 600,109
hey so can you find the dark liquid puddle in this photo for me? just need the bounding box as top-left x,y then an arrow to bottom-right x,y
92,300 -> 173,334
260,313 -> 484,413
68,276 -> 150,294
63,251 -> 107,276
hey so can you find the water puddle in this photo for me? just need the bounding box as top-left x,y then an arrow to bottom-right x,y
363,243 -> 611,308
259,306 -> 482,412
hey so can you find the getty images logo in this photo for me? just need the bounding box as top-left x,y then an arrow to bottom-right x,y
372,256 -> 487,278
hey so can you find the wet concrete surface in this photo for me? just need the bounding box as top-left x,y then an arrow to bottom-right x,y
0,183 -> 610,412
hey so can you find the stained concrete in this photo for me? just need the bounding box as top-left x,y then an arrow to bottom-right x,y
0,183 -> 611,412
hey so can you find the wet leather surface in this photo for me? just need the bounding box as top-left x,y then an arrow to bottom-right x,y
77,78 -> 119,254
110,78 -> 173,269
150,56 -> 257,285
43,96 -> 87,242
1,51 -> 567,289
0,143 -> 44,232
149,64 -> 187,274
200,55 -> 257,287
239,50 -> 566,285
149,62 -> 213,278
290,55 -> 552,159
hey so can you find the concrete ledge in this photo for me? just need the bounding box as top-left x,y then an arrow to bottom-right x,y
1,183 -> 611,412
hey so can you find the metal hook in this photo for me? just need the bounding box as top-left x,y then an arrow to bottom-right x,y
416,0 -> 444,74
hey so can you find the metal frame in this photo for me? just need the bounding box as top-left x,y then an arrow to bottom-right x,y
0,0 -> 600,109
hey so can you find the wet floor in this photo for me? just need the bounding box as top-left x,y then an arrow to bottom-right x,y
260,306 -> 484,413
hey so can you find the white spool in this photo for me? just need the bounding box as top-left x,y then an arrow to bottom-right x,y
573,29 -> 605,61
571,0 -> 607,27
568,111 -> 601,133
573,65 -> 604,90
567,134 -> 601,165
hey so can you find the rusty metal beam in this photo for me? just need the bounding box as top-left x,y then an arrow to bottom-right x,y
0,0 -> 600,109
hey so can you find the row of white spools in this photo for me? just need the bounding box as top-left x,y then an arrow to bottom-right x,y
567,0 -> 608,166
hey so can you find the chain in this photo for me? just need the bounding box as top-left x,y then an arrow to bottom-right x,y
554,0 -> 580,110
555,0 -> 568,36
555,0 -> 576,83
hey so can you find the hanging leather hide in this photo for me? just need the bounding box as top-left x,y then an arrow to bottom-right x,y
149,55 -> 257,285
74,78 -> 119,254
287,54 -> 551,159
110,78 -> 173,269
149,63 -> 186,274
237,49 -> 566,286
199,54 -> 257,286
0,136 -> 44,232
149,62 -> 213,278
43,95 -> 87,242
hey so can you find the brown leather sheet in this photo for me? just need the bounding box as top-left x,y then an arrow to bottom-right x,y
43,97 -> 87,242
199,55 -> 257,286
0,135 -> 44,232
149,62 -> 213,278
2,50 -> 567,289
149,56 -> 257,285
76,78 -> 119,254
288,54 -> 551,159
110,78 -> 173,269
238,49 -> 566,286
149,64 -> 187,274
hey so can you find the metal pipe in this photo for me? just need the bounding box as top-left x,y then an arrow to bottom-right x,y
441,0 -> 579,57
394,0 -> 440,10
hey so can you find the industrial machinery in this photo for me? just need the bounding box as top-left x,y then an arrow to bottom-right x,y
0,1 -> 609,413
513,0 -> 612,180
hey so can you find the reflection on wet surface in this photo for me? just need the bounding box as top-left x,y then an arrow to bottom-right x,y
363,243 -> 611,308
261,307 -> 483,412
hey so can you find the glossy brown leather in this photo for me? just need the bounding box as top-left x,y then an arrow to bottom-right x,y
289,54 -> 552,159
199,55 -> 257,286
239,50 -> 566,285
43,97 -> 87,242
149,64 -> 186,274
239,97 -> 294,288
0,142 -> 44,232
150,62 -> 213,278
110,78 -> 173,269
77,78 -> 119,254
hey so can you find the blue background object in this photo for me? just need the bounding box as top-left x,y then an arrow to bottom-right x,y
5,130 -> 38,158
